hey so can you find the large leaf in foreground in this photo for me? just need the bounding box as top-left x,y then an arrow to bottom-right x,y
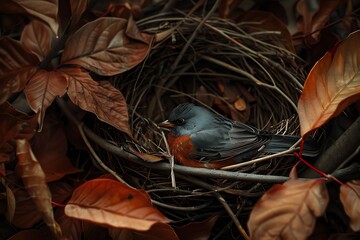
0,38 -> 38,104
340,180 -> 360,231
61,17 -> 154,76
65,178 -> 169,231
248,179 -> 329,240
60,67 -> 132,136
298,30 -> 360,136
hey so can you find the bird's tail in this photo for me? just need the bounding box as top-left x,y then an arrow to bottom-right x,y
264,135 -> 319,157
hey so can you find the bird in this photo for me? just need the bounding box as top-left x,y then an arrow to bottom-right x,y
158,103 -> 318,169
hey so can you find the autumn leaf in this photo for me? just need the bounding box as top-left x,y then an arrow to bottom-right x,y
340,180 -> 360,231
61,17 -> 154,76
21,20 -> 54,61
174,215 -> 219,240
248,179 -> 329,240
24,69 -> 68,129
0,37 -> 38,104
69,0 -> 89,30
65,178 -> 169,231
15,139 -> 62,237
0,0 -> 59,35
60,67 -> 132,136
297,30 -> 360,136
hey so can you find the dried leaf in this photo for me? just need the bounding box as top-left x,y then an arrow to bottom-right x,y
12,181 -> 72,229
234,98 -> 246,111
0,37 -> 38,104
109,223 -> 179,240
298,30 -> 360,136
340,180 -> 360,231
0,0 -> 59,34
65,178 -> 169,231
297,0 -> 346,44
61,67 -> 132,136
32,111 -> 80,182
24,69 -> 68,129
61,17 -> 154,76
70,0 -> 89,29
248,179 -> 329,240
55,207 -> 82,240
15,139 -> 62,237
21,20 -> 54,61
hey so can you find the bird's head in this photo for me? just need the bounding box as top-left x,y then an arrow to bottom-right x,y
158,103 -> 221,137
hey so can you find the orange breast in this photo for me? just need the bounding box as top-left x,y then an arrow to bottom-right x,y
167,134 -> 234,168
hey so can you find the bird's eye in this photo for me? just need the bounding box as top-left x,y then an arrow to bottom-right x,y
176,118 -> 185,125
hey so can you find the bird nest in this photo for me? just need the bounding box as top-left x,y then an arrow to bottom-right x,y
90,12 -> 308,238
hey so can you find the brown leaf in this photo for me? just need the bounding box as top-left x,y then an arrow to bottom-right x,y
15,139 -> 62,237
297,30 -> 360,136
4,182 -> 16,222
61,67 -> 132,136
248,179 -> 329,240
0,0 -> 59,34
70,0 -> 89,30
296,0 -> 346,44
339,180 -> 360,231
65,178 -> 169,230
110,222 -> 179,240
31,110 -> 81,182
21,20 -> 54,61
61,17 -> 154,76
55,207 -> 82,240
174,215 -> 219,240
24,69 -> 68,129
0,37 -> 38,104
12,181 -> 73,229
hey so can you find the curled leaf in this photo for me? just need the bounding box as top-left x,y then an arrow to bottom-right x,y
61,17 -> 154,76
340,180 -> 360,231
65,178 -> 169,231
248,179 -> 329,240
15,139 -> 62,237
298,30 -> 360,136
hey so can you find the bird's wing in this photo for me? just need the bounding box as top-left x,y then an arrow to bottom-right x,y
190,122 -> 270,162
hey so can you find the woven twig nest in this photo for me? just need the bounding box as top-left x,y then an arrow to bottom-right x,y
93,12 -> 308,238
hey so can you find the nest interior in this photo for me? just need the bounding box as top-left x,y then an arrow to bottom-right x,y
91,11 -> 309,238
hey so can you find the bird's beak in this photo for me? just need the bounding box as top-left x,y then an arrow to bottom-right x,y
158,120 -> 175,128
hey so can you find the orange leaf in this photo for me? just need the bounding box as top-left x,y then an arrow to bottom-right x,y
0,37 -> 38,104
61,17 -> 154,76
65,178 -> 169,230
15,139 -> 62,237
297,30 -> 360,136
32,110 -> 81,182
0,0 -> 59,34
248,179 -> 329,240
24,69 -> 68,129
340,180 -> 360,231
61,67 -> 132,136
21,20 -> 54,61
109,223 -> 179,240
